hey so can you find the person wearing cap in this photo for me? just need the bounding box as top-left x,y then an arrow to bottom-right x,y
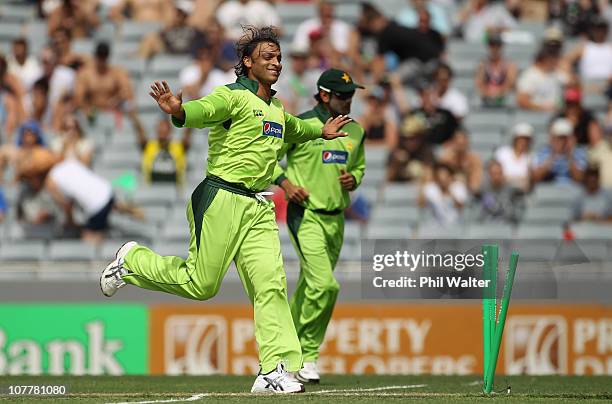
475,32 -> 517,108
532,118 -> 587,185
387,114 -> 434,182
563,16 -> 612,81
553,86 -> 603,146
495,122 -> 534,191
272,68 -> 366,384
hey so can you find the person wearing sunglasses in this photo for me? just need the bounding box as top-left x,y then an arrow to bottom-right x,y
273,68 -> 366,384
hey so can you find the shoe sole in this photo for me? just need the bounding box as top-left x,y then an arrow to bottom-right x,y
295,372 -> 320,384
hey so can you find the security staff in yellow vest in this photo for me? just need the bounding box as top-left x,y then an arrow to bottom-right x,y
136,118 -> 190,185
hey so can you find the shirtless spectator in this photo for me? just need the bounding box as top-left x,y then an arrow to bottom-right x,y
75,42 -> 135,118
139,3 -> 207,60
475,33 -> 517,108
47,0 -> 100,39
7,38 -> 42,91
439,129 -> 483,193
110,0 -> 174,26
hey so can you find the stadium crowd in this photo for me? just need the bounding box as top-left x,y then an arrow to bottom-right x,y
0,0 -> 611,251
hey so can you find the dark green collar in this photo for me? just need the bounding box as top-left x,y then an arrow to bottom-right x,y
236,76 -> 276,101
313,103 -> 331,123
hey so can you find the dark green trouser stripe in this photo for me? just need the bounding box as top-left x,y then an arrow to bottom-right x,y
191,178 -> 219,251
286,202 -> 305,260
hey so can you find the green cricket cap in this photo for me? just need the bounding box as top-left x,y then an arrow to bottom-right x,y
317,68 -> 364,94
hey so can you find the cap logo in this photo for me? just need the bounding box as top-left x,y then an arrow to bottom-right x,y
341,72 -> 351,83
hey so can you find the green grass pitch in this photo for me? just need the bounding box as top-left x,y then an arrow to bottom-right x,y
1,375 -> 611,403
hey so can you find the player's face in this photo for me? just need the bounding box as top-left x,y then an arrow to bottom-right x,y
248,42 -> 282,85
328,91 -> 354,116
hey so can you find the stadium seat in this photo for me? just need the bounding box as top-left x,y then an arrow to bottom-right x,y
0,22 -> 23,40
110,215 -> 158,240
572,222 -> 612,240
48,240 -> 97,261
0,4 -> 35,22
361,167 -> 386,187
120,21 -> 162,41
99,149 -> 141,171
511,239 -> 558,261
365,224 -> 412,239
533,184 -> 580,207
523,206 -> 572,225
150,55 -> 193,76
381,183 -> 419,205
364,146 -> 389,169
275,3 -> 315,22
0,240 -> 46,261
515,225 -> 563,239
141,205 -> 169,225
371,206 -> 419,225
151,241 -> 188,259
466,223 -> 515,239
132,184 -> 178,206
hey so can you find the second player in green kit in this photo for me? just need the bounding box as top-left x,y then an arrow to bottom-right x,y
273,69 -> 366,383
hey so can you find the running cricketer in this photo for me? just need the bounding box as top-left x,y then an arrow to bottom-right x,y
272,69 -> 366,383
99,27 -> 351,394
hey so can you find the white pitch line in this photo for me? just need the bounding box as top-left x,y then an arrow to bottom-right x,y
312,384 -> 427,394
108,393 -> 206,404
106,384 -> 428,403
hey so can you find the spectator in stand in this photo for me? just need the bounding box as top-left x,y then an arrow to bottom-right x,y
359,86 -> 399,148
0,84 -> 20,142
418,162 -> 468,227
7,38 -> 42,91
110,0 -> 174,26
306,28 -> 343,71
50,114 -> 94,167
433,63 -> 469,120
410,84 -> 458,145
50,27 -> 88,71
553,86 -> 603,146
40,47 -> 76,107
180,44 -> 232,101
216,0 -> 282,41
548,0 -> 601,37
359,3 -> 444,83
439,129 -> 483,193
27,79 -> 52,132
203,17 -> 238,73
397,0 -> 451,36
134,118 -> 190,186
74,42 -> 136,120
478,159 -> 525,224
0,187 -> 6,223
386,115 -> 434,182
293,1 -> 353,57
47,0 -> 100,39
0,54 -> 26,121
563,17 -> 612,82
572,167 -> 612,222
475,33 -> 517,108
517,46 -> 567,112
532,118 -> 587,185
275,45 -> 321,115
456,0 -> 517,43
46,157 -> 143,243
139,3 -> 207,60
495,123 -> 534,192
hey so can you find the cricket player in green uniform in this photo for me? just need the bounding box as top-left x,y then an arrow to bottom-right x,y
99,27 -> 351,394
273,69 -> 366,383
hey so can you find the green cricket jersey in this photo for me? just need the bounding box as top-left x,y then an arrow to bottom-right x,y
171,76 -> 322,191
273,103 -> 366,211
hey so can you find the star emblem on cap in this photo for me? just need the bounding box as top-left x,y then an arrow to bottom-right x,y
341,72 -> 351,83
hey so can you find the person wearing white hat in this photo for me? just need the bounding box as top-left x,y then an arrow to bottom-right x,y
494,123 -> 534,191
532,118 -> 587,186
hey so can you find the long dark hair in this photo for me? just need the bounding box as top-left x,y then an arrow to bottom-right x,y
234,26 -> 280,78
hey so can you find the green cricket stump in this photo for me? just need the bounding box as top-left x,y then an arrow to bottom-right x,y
482,244 -> 519,394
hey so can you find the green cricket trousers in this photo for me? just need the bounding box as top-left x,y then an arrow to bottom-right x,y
122,175 -> 302,373
286,202 -> 344,362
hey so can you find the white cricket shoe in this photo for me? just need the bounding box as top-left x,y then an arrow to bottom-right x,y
100,241 -> 137,297
295,361 -> 320,384
251,363 -> 305,394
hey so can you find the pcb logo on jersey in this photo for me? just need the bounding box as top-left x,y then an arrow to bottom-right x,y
262,121 -> 283,138
322,150 -> 348,164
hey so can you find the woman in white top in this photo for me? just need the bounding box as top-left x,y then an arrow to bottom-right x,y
50,114 -> 94,167
494,123 -> 534,192
564,17 -> 612,81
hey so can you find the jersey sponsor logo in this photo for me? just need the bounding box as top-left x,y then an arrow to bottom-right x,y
322,150 -> 348,164
262,121 -> 283,138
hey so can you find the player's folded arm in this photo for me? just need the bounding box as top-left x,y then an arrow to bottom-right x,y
348,135 -> 366,190
172,86 -> 235,129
